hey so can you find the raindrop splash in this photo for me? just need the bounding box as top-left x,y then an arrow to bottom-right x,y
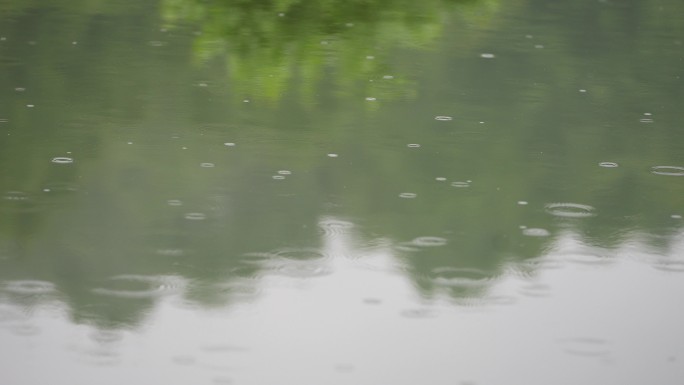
411,236 -> 448,247
4,280 -> 57,295
545,203 -> 596,218
651,166 -> 684,176
522,228 -> 550,237
184,212 -> 207,220
451,181 -> 470,188
51,157 -> 74,164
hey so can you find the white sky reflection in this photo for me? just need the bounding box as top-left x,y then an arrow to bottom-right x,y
1,218 -> 684,385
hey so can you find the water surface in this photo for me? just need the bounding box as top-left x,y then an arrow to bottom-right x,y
1,0 -> 684,384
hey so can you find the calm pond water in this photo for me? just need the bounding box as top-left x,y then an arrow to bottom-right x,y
1,0 -> 684,384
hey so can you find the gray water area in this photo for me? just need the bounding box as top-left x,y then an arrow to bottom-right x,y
1,0 -> 684,384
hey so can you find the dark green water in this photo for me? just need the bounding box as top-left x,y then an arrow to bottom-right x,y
1,0 -> 683,384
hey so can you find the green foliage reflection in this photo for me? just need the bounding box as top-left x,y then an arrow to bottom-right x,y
161,0 -> 500,104
1,0 -> 684,329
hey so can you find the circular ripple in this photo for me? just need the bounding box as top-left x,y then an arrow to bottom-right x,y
518,256 -> 565,271
51,157 -> 74,164
651,166 -> 684,176
429,267 -> 493,287
92,275 -> 185,299
399,192 -> 417,199
545,203 -> 596,218
272,262 -> 333,278
395,242 -> 421,252
563,251 -> 612,266
240,252 -> 278,265
227,266 -> 264,280
184,212 -> 207,220
599,162 -> 619,168
318,218 -> 354,236
522,228 -> 550,237
411,236 -> 447,247
435,116 -> 453,121
274,248 -> 328,261
451,181 -> 470,188
4,280 -> 57,295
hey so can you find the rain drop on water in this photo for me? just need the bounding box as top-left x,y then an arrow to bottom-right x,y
399,193 -> 417,199
451,181 -> 470,188
51,157 -> 73,164
435,116 -> 453,121
545,203 -> 596,218
651,166 -> 684,176
4,280 -> 57,295
599,162 -> 619,168
411,236 -> 448,247
522,228 -> 550,237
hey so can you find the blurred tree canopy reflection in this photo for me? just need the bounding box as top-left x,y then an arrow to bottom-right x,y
161,0 -> 500,104
0,0 -> 683,328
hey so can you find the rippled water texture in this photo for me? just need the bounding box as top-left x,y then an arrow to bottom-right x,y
1,0 -> 684,384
